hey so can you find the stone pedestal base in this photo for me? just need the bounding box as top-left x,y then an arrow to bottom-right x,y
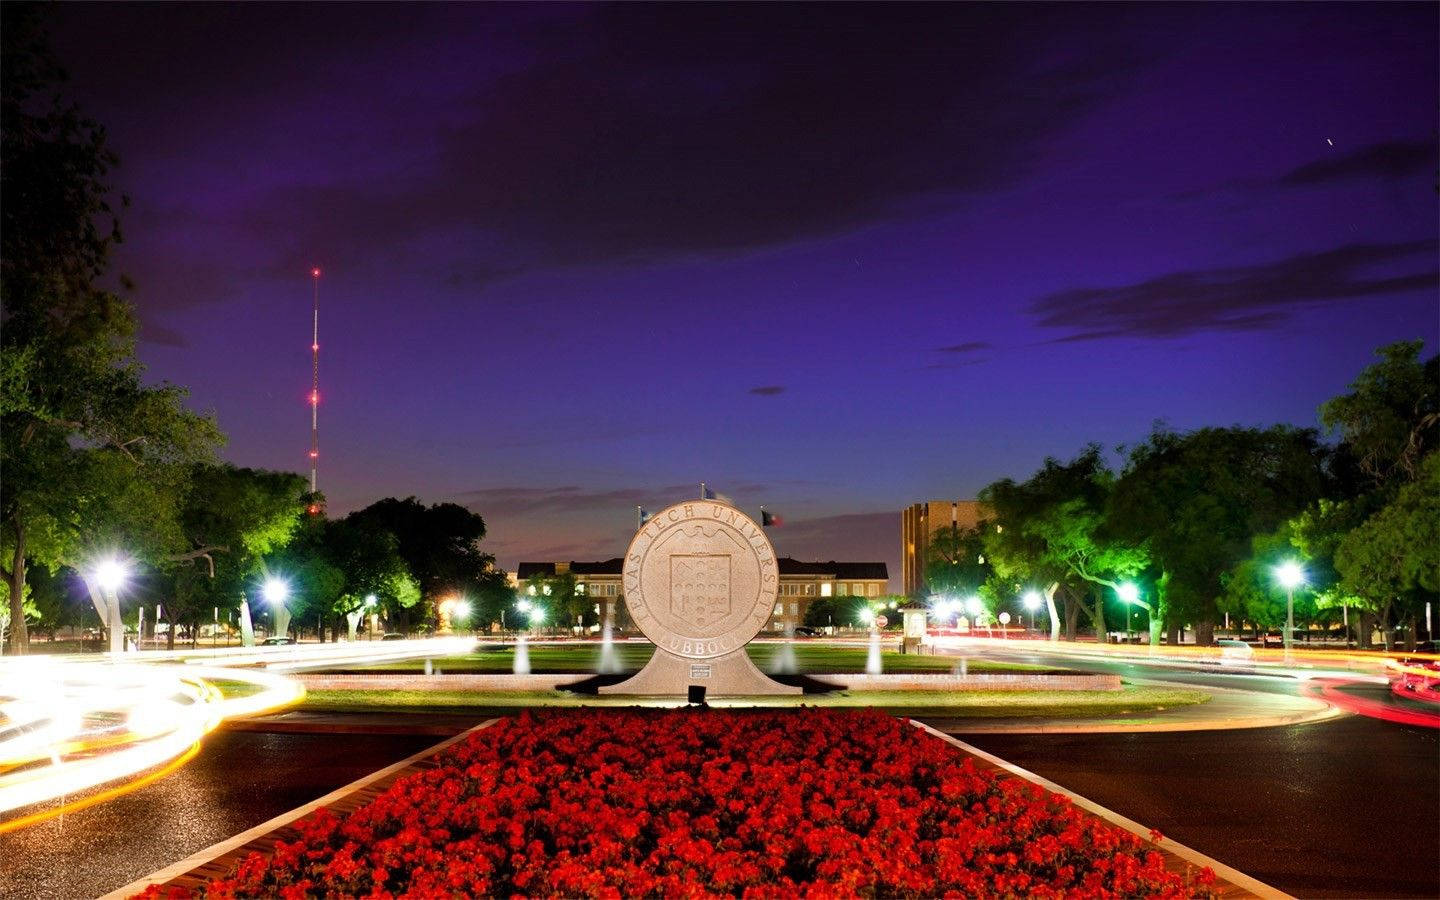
599,646 -> 801,696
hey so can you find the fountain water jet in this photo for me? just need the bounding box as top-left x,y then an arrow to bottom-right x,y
513,634 -> 531,675
771,625 -> 798,674
866,629 -> 883,675
598,623 -> 621,673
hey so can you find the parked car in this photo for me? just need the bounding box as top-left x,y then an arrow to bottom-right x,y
792,626 -> 821,637
261,636 -> 296,646
1217,638 -> 1254,666
381,632 -> 406,641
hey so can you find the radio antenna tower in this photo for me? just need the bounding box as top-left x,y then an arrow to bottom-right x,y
308,267 -> 321,495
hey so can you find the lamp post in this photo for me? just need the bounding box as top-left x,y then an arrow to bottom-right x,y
94,558 -> 130,655
1273,561 -> 1305,663
263,577 -> 291,640
1117,583 -> 1140,643
1022,590 -> 1042,632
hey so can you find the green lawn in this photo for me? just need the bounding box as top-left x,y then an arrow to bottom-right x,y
299,684 -> 1208,719
339,642 -> 1054,675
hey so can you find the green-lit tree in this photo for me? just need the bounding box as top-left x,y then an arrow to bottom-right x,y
1109,426 -> 1326,646
1,8 -> 223,652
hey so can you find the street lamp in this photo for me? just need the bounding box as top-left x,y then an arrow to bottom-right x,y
92,557 -> 130,654
1117,583 -> 1139,641
1023,590 -> 1041,631
263,578 -> 291,640
1273,560 -> 1305,662
964,595 -> 982,618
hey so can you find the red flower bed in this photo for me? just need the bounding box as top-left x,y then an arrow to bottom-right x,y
144,709 -> 1213,898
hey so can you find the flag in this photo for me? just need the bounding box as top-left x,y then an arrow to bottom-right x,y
761,508 -> 783,528
701,483 -> 733,504
637,506 -> 652,528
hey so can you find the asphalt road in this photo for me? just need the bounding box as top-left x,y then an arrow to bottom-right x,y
944,644 -> 1440,898
0,730 -> 440,900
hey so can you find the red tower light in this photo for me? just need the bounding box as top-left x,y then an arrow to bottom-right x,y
311,267 -> 321,278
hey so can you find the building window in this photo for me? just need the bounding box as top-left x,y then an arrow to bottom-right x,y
820,583 -> 832,597
868,583 -> 879,597
804,584 -> 814,595
774,604 -> 783,615
838,583 -> 849,595
789,602 -> 799,616
576,583 -> 586,594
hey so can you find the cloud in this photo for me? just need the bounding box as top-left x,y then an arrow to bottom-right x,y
1170,139 -> 1438,201
935,341 -> 992,354
1030,240 -> 1438,341
1277,140 -> 1437,187
59,4 -> 1155,308
137,317 -> 187,347
748,385 -> 785,396
455,482 -> 772,518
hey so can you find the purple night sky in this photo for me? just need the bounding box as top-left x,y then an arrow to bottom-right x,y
49,3 -> 1438,587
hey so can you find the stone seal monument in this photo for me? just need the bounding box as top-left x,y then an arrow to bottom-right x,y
600,499 -> 800,696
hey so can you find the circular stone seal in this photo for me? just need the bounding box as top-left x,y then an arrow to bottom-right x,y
622,500 -> 778,659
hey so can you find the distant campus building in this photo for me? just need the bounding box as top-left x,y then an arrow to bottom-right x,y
515,558 -> 889,633
901,500 -> 987,597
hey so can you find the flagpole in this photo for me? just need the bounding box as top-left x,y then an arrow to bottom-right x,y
700,482 -> 705,500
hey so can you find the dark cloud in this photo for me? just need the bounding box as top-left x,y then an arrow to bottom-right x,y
1170,139 -> 1438,201
54,4 -> 1157,305
456,482 -> 771,518
768,511 -> 900,592
748,386 -> 785,396
137,318 -> 187,348
1277,140 -> 1437,187
936,341 -> 992,354
1030,240 -> 1439,342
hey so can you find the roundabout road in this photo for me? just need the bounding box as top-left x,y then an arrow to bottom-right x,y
0,730 -> 440,900
939,642 -> 1439,898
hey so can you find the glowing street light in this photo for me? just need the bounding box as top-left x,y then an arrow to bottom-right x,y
453,599 -> 472,620
263,578 -> 290,606
91,557 -> 131,654
1022,590 -> 1042,631
95,558 -> 129,593
529,607 -> 545,627
858,607 -> 875,627
516,598 -> 532,614
1273,560 -> 1306,662
364,594 -> 377,608
964,595 -> 983,618
1117,583 -> 1139,605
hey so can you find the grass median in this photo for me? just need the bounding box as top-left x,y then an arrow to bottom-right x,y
298,684 -> 1209,719
333,643 -> 1055,675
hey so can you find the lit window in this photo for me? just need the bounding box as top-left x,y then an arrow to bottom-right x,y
790,602 -> 799,615
838,583 -> 849,595
804,584 -> 814,595
527,585 -> 537,596
820,583 -> 833,597
774,604 -> 783,614
868,584 -> 879,596
576,583 -> 586,594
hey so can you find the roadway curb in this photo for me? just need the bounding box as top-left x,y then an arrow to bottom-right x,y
911,721 -> 1293,899
101,720 -> 498,899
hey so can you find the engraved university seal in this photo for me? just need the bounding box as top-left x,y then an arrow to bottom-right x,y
622,501 -> 778,660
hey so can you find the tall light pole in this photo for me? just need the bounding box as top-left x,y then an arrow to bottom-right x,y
1117,583 -> 1140,643
94,558 -> 130,654
308,267 -> 322,496
1023,591 -> 1042,632
1274,560 -> 1305,663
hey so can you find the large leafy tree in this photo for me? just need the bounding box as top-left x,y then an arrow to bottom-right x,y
980,446 -> 1147,641
1319,341 -> 1438,490
1,8 -> 222,652
1334,452 -> 1439,650
346,497 -> 510,626
1109,426 -> 1326,646
156,465 -> 309,647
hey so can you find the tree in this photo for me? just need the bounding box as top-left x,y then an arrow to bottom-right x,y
923,524 -> 990,598
1220,526 -> 1319,634
155,465 -> 309,647
346,497 -> 510,627
1109,426 -> 1326,646
1334,452 -> 1440,650
1,8 -> 222,652
980,446 -> 1147,641
1319,341 -> 1438,490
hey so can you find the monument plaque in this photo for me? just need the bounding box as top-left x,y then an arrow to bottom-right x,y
600,499 -> 801,695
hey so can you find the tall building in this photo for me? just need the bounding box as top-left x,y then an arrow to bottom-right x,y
515,557 -> 888,633
902,500 -> 987,597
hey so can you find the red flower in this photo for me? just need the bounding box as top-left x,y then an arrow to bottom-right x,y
141,709 -> 1214,899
